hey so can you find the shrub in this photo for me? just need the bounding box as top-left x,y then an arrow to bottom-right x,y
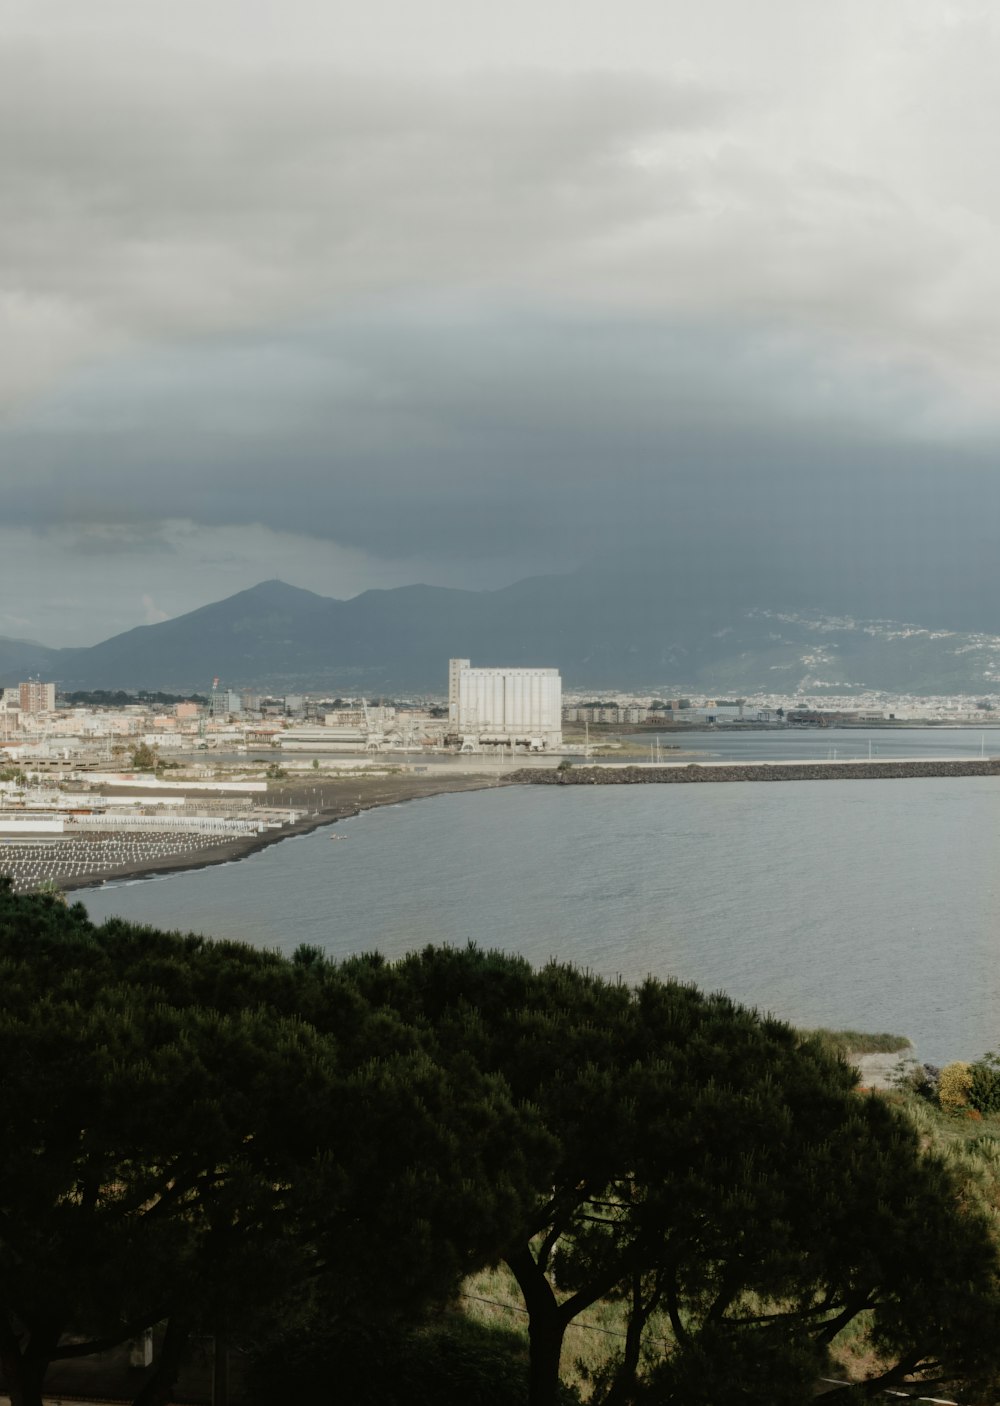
938,1061 -> 973,1112
129,741 -> 160,771
635,1324 -> 822,1405
918,1063 -> 941,1100
889,1059 -> 940,1101
805,1028 -> 910,1058
248,1315 -> 581,1406
969,1052 -> 1000,1115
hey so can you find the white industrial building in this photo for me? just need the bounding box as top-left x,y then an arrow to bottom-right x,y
448,659 -> 562,751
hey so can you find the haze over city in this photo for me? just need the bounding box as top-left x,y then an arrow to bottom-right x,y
5,0 -> 1000,648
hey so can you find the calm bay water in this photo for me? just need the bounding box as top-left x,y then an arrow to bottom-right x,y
633,725 -> 1000,763
81,772 -> 1000,1067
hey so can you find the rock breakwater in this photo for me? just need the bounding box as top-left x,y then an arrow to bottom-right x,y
509,759 -> 1000,785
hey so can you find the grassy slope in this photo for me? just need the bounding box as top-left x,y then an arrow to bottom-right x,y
802,1028 -> 912,1058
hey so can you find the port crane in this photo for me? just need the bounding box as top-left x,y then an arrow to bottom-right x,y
360,698 -> 384,752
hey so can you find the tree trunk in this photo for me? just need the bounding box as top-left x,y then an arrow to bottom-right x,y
525,1311 -> 566,1406
619,1305 -> 645,1393
212,1325 -> 229,1406
601,1270 -> 654,1406
132,1317 -> 190,1406
505,1246 -> 569,1406
820,1358 -> 926,1403
1,1317 -> 57,1406
1,1350 -> 48,1406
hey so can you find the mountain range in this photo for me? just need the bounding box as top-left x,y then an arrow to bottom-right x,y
2,575 -> 999,697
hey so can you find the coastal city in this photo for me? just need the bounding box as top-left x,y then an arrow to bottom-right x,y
5,664 -> 1000,763
2,659 -> 1000,894
10,5 -> 1000,1403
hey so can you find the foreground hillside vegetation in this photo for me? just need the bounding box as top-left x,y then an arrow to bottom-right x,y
1,878 -> 999,1406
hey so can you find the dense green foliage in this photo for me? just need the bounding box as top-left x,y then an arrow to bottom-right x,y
250,1316 -> 580,1406
635,1323 -> 822,1406
2,879 -> 1000,1406
0,883 -> 543,1406
61,691 -> 207,708
970,1053 -> 1000,1115
129,741 -> 161,770
342,946 -> 1000,1406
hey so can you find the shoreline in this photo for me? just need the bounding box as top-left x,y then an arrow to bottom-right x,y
17,754 -> 1000,896
54,773 -> 497,895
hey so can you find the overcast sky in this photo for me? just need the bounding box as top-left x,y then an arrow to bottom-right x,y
3,0 -> 1000,644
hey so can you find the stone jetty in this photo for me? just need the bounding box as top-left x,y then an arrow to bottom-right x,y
509,759 -> 1000,786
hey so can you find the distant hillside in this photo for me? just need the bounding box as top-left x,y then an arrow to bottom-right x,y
0,635 -> 62,679
1,575 -> 999,695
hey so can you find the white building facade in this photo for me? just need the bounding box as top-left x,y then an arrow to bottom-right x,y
448,659 -> 562,751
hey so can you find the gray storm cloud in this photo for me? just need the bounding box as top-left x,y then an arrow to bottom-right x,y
0,50 -> 729,364
2,304 -> 995,622
3,0 -> 1000,640
4,20 -> 998,410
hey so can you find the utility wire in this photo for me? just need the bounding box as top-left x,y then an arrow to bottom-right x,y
459,1291 -> 670,1346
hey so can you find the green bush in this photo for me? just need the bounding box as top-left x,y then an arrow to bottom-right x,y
969,1052 -> 1000,1115
247,1315 -> 581,1406
635,1324 -> 822,1406
129,741 -> 160,771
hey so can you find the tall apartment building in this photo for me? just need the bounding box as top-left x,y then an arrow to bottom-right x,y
448,659 -> 562,750
210,688 -> 243,717
18,680 -> 56,714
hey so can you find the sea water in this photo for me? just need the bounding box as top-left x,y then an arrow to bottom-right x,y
80,776 -> 1000,1066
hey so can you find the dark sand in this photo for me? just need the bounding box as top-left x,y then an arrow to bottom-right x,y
40,772 -> 497,893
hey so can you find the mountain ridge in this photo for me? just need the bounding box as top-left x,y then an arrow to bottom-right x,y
2,576 -> 999,696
